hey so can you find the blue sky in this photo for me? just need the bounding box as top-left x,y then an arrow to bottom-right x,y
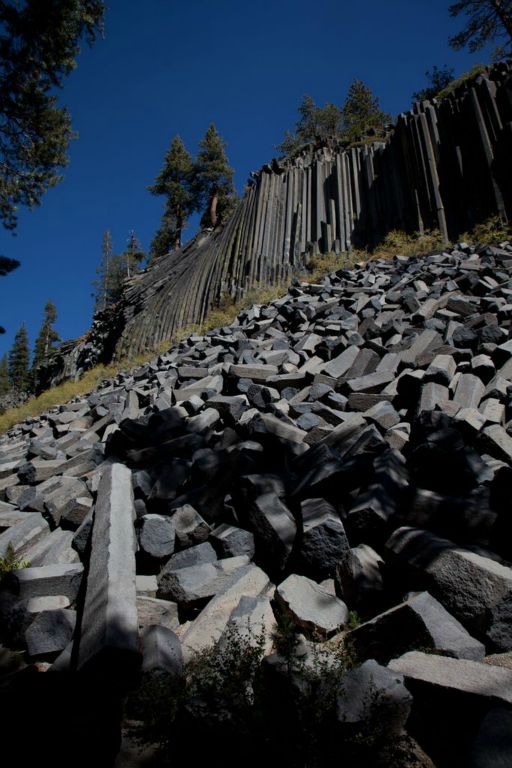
0,0 -> 496,360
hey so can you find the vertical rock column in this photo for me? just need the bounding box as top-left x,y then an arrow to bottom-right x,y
77,462 -> 141,685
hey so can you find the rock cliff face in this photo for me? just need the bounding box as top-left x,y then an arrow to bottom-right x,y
38,61 -> 512,388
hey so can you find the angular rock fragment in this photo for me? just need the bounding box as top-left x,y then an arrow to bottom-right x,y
275,573 -> 348,639
349,591 -> 485,663
77,463 -> 140,683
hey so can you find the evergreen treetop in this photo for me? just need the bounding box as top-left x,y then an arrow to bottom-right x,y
0,0 -> 105,230
412,65 -> 455,102
8,323 -> 30,392
148,135 -> 196,249
277,81 -> 391,157
341,79 -> 391,145
32,300 -> 60,376
194,124 -> 235,228
449,0 -> 512,54
0,353 -> 9,396
277,95 -> 343,155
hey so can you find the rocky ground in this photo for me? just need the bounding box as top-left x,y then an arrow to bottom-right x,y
2,242 -> 512,766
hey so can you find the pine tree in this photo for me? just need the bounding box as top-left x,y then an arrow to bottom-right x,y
92,230 -> 113,312
0,1 -> 105,230
148,136 -> 196,250
194,124 -> 235,229
122,230 -> 145,278
277,95 -> 343,155
0,354 -> 9,396
340,80 -> 391,145
149,204 -> 178,262
449,0 -> 512,54
8,324 -> 30,392
32,300 -> 60,377
412,65 -> 455,102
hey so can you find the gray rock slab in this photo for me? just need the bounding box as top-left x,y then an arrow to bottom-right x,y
23,528 -> 79,567
136,575 -> 158,597
299,498 -> 350,580
77,462 -> 140,684
389,651 -> 512,707
335,543 -> 386,613
25,608 -> 76,657
157,555 -> 249,605
219,594 -> 276,655
14,562 -> 83,600
180,563 -> 272,661
276,573 -> 348,639
481,424 -> 512,462
162,541 -> 217,572
386,527 -> 512,641
170,504 -> 210,547
136,596 -> 179,631
349,591 -> 485,664
425,354 -> 457,385
346,371 -> 395,393
321,346 -> 359,378
141,625 -> 183,679
138,514 -> 175,559
453,373 -> 485,409
0,512 -> 50,558
248,492 -> 296,571
210,523 -> 255,559
336,659 -> 412,734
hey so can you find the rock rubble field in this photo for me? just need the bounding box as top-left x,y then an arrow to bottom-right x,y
3,243 -> 512,766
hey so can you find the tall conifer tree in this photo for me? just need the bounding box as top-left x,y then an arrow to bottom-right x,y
148,136 -> 196,251
8,323 -> 30,392
194,124 -> 235,228
0,354 -> 9,396
32,300 -> 59,377
340,80 -> 391,145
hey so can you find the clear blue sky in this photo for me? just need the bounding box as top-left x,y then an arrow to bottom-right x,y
0,0 -> 496,360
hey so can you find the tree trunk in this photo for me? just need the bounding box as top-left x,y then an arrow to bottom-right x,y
175,207 -> 183,249
209,192 -> 219,228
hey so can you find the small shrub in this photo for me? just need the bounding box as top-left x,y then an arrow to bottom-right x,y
0,544 -> 29,582
436,63 -> 487,100
461,214 -> 512,246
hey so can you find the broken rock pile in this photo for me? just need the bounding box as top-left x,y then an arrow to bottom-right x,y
3,242 -> 512,765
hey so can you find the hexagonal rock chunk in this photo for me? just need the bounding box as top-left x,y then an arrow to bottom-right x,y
386,527 -> 512,646
23,528 -> 79,567
336,659 -> 412,736
275,574 -> 348,639
349,591 -> 485,664
77,463 -> 140,684
136,596 -> 179,632
141,625 -> 183,680
162,541 -> 217,571
298,498 -> 350,580
14,562 -> 83,600
25,608 -> 76,658
171,504 -> 211,548
181,564 -> 272,661
138,514 -> 175,560
210,523 -> 255,559
335,544 -> 386,615
0,512 -> 50,558
389,651 -> 512,708
157,555 -> 249,606
248,492 -> 296,572
219,595 -> 277,655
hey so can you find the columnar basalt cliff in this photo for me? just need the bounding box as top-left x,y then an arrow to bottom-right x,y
38,62 -> 512,388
